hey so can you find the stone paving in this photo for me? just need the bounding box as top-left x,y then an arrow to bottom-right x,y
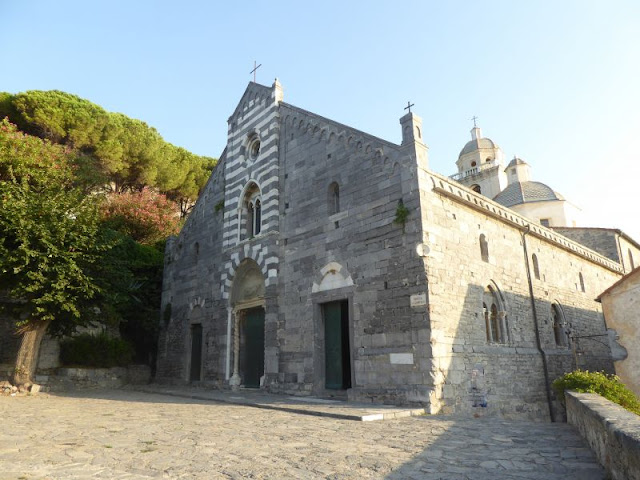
0,389 -> 605,479
133,385 -> 427,421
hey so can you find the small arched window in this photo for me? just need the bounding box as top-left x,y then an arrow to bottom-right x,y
479,234 -> 489,262
579,272 -> 585,293
240,182 -> 262,240
483,284 -> 508,344
328,182 -> 340,215
532,254 -> 540,280
552,304 -> 568,347
471,184 -> 481,194
629,249 -> 635,270
486,157 -> 492,163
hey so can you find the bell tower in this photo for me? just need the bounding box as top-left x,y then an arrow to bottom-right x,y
452,122 -> 506,199
400,108 -> 428,170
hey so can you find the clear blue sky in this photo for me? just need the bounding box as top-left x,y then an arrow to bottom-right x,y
3,0 -> 640,240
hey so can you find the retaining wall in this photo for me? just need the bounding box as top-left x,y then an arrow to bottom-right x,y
566,391 -> 640,480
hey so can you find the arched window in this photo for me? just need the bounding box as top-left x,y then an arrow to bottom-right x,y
240,182 -> 262,240
532,254 -> 540,280
579,272 -> 585,293
328,182 -> 340,215
471,184 -> 481,194
552,304 -> 568,347
483,284 -> 508,344
471,161 -> 477,167
479,234 -> 489,262
629,249 -> 635,270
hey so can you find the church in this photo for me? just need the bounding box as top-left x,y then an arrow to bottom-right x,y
156,80 -> 639,419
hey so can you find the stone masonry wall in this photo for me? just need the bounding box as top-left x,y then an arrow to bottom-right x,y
566,391 -> 640,480
157,82 -> 282,386
274,105 -> 432,403
553,227 -> 640,274
418,171 -> 622,419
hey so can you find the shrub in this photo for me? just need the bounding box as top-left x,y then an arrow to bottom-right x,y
59,332 -> 133,368
100,188 -> 180,245
552,370 -> 640,416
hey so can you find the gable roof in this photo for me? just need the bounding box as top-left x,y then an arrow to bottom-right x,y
228,82 -> 273,121
597,266 -> 640,301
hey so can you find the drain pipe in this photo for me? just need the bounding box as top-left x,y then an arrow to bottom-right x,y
521,225 -> 555,422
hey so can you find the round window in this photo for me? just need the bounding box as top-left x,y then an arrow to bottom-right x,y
250,139 -> 260,159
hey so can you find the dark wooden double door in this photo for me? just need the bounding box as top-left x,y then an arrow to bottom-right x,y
239,308 -> 265,388
323,300 -> 352,390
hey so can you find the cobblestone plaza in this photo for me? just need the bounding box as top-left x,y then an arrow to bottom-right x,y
0,390 -> 604,479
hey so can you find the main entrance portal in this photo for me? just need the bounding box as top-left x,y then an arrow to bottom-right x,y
239,308 -> 265,388
323,300 -> 351,390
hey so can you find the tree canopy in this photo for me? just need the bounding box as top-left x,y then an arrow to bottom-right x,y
0,90 -> 216,205
0,89 -> 217,384
0,119 -> 110,383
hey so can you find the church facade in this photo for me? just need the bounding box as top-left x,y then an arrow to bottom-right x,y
156,81 -> 636,419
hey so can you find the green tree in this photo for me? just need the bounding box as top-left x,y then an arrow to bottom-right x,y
0,119 -> 110,385
1,90 -> 216,198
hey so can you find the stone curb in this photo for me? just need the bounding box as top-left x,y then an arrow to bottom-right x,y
131,386 -> 427,422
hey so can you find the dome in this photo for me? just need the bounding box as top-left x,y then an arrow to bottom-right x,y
459,137 -> 496,157
493,181 -> 565,208
506,157 -> 529,168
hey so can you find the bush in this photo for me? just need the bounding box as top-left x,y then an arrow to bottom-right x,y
59,332 -> 133,368
552,370 -> 640,416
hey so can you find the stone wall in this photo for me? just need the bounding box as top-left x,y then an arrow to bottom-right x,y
419,170 -> 622,418
552,228 -> 620,262
157,82 -> 282,386
599,268 -> 640,397
47,366 -> 151,391
155,81 -> 628,418
553,227 -> 640,274
566,391 -> 640,480
275,104 -> 430,402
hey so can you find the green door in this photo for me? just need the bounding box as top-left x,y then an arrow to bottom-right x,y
241,308 -> 265,388
190,324 -> 202,382
324,300 -> 351,390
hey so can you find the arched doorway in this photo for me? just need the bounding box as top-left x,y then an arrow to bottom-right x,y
229,259 -> 266,388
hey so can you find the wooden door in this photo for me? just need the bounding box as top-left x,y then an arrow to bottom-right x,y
241,308 -> 265,388
323,300 -> 351,390
190,324 -> 202,382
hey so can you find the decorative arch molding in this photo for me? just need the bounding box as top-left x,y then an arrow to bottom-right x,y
311,261 -> 354,293
480,279 -> 510,344
220,242 -> 277,299
281,107 -> 392,168
229,258 -> 266,309
482,279 -> 508,312
237,178 -> 264,204
189,296 -> 206,311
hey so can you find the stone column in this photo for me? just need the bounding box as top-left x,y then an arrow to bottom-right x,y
498,311 -> 508,343
229,310 -> 242,388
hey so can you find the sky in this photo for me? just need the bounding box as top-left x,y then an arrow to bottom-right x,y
2,0 -> 640,241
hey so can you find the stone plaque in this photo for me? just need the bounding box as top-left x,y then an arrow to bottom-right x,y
390,353 -> 414,365
410,293 -> 427,307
